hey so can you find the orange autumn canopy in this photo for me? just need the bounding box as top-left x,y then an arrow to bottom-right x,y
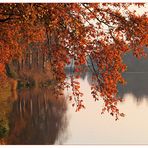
0,3 -> 148,119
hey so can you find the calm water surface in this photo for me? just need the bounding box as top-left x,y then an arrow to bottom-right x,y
1,73 -> 148,144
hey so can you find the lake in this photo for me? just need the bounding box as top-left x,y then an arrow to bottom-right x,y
1,72 -> 148,144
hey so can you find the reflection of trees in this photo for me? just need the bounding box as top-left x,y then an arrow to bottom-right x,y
0,90 -> 12,142
118,73 -> 148,103
66,66 -> 148,105
86,71 -> 148,104
6,88 -> 68,145
118,48 -> 148,104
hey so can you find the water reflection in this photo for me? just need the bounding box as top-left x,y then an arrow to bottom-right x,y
118,73 -> 148,104
1,67 -> 148,144
66,67 -> 148,104
64,75 -> 148,145
6,88 -> 68,145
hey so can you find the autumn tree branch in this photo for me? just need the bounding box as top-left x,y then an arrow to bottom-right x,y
87,54 -> 104,84
81,4 -> 113,29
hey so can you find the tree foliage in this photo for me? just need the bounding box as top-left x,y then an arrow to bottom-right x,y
0,3 -> 148,119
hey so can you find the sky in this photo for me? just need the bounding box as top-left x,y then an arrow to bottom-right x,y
129,3 -> 148,15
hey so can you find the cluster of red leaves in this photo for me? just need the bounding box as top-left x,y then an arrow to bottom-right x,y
101,98 -> 125,121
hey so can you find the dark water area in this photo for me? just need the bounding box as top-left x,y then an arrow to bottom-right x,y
0,88 -> 68,144
1,71 -> 148,144
118,72 -> 148,102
